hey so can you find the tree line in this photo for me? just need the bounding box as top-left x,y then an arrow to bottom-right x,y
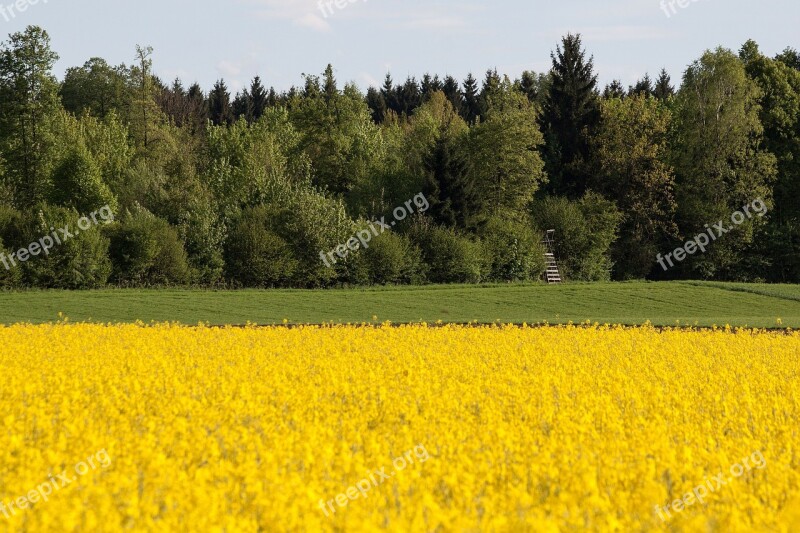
0,26 -> 798,289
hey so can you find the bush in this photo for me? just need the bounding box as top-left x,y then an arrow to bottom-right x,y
0,236 -> 21,288
480,217 -> 546,282
531,193 -> 621,281
49,146 -> 117,215
22,204 -> 112,289
224,206 -> 298,287
106,207 -> 190,286
363,231 -> 424,285
408,217 -> 485,284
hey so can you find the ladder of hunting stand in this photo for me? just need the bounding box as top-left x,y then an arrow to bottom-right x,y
542,230 -> 562,284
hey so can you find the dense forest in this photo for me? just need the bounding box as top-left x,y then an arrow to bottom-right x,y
0,26 -> 798,288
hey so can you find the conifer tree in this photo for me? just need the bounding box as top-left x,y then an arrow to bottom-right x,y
541,33 -> 600,198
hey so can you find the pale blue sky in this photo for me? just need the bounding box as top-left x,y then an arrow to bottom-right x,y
2,0 -> 798,94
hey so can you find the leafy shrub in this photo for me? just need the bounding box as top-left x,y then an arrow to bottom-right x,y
531,193 -> 621,281
480,216 -> 546,282
408,217 -> 485,284
363,231 -> 424,285
224,206 -> 298,288
49,146 -> 117,214
22,204 -> 112,289
106,207 -> 190,286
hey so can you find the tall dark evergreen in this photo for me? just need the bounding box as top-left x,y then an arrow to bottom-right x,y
208,79 -> 233,126
479,69 -> 502,117
421,74 -> 443,100
249,76 -> 268,121
603,80 -> 625,99
541,33 -> 600,198
442,75 -> 463,115
381,73 -> 398,115
397,77 -> 421,115
423,135 -> 478,229
366,87 -> 386,123
462,73 -> 480,124
232,89 -> 252,121
653,69 -> 674,101
629,73 -> 653,97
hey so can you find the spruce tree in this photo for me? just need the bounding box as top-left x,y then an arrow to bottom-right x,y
603,80 -> 626,99
421,74 -> 443,100
479,69 -> 502,117
250,76 -> 268,120
442,75 -> 463,115
541,33 -> 600,198
462,73 -> 480,124
208,79 -> 233,126
423,135 -> 478,229
629,73 -> 653,97
653,69 -> 674,101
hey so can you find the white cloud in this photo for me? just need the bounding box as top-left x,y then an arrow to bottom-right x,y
560,25 -> 672,43
217,60 -> 242,78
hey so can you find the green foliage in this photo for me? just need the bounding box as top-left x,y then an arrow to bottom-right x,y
531,193 -> 621,281
290,66 -> 383,196
49,145 -> 117,214
0,26 -> 61,207
60,58 -> 131,118
224,206 -> 298,288
105,207 -> 190,286
206,108 -> 312,221
21,204 -> 111,289
592,95 -> 677,279
466,86 -> 547,218
0,31 -> 798,288
671,47 -> 777,278
480,217 -> 547,282
362,231 -> 424,285
541,33 -> 600,199
409,218 -> 486,284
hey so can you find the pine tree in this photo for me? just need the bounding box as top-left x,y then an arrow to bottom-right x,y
208,79 -> 233,126
518,71 -> 539,102
398,77 -> 421,115
541,33 -> 600,198
381,73 -> 398,115
653,69 -> 674,101
322,64 -> 337,106
462,73 -> 480,124
603,80 -> 626,99
186,82 -> 207,133
629,73 -> 654,97
232,89 -> 252,121
479,69 -> 502,117
442,75 -> 463,115
421,74 -> 443,100
250,76 -> 268,120
423,135 -> 478,229
365,87 -> 386,123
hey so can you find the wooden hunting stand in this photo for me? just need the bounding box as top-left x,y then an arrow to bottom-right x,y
541,229 -> 562,284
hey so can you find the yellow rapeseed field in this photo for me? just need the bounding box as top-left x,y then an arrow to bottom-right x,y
0,322 -> 798,532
